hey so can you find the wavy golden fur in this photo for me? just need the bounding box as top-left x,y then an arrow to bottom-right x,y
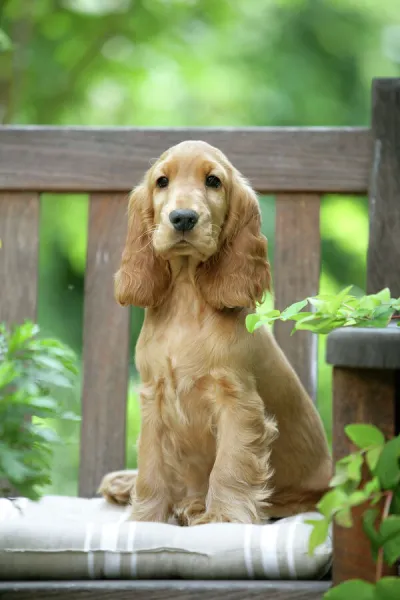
100,140 -> 332,525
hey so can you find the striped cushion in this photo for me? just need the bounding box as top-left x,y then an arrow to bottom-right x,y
0,496 -> 331,580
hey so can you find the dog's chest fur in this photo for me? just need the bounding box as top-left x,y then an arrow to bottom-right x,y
134,279 -> 241,490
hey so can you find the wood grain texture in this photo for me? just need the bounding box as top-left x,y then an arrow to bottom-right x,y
0,126 -> 370,193
273,194 -> 321,401
367,78 -> 400,297
0,193 -> 39,326
332,367 -> 397,585
0,581 -> 331,600
79,193 -> 130,498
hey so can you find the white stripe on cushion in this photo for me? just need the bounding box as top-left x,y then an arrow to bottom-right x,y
243,525 -> 255,579
286,515 -> 302,579
260,521 -> 280,578
101,523 -> 121,578
84,522 -> 95,579
126,522 -> 137,578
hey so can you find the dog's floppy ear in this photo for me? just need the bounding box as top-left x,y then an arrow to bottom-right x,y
115,184 -> 171,308
196,172 -> 270,310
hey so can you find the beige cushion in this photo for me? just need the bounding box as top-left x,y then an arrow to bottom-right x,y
0,496 -> 331,580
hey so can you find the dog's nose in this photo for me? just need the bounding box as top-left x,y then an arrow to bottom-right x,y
169,209 -> 199,232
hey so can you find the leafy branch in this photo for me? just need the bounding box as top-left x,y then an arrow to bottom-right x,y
307,425 -> 400,599
246,286 -> 400,598
246,287 -> 400,335
0,321 -> 79,500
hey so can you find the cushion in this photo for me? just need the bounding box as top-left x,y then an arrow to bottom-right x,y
0,496 -> 332,580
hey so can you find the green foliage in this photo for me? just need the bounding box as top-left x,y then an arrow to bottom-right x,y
0,28 -> 12,51
0,321 -> 79,500
324,578 -> 400,600
248,287 -> 400,597
305,422 -> 400,598
246,287 -> 400,334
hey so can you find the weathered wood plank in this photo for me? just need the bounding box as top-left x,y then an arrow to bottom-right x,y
327,323 -> 400,369
273,194 -> 321,401
367,78 -> 400,297
79,193 -> 130,498
0,580 -> 331,600
0,192 -> 39,326
332,367 -> 397,584
0,127 -> 370,193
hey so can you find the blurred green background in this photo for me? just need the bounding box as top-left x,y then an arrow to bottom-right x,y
1,0 -> 400,496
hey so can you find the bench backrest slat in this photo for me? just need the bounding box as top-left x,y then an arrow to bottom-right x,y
0,127 -> 371,193
0,192 -> 39,326
79,193 -> 130,498
273,194 -> 321,401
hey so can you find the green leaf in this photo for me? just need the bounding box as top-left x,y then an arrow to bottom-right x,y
337,285 -> 355,299
30,426 -> 61,444
317,488 -> 348,519
345,424 -> 385,449
0,360 -> 18,388
359,296 -> 379,311
8,321 -> 38,353
245,313 -> 260,333
0,448 -> 32,483
380,516 -> 400,565
305,518 -> 330,555
347,490 -> 368,507
363,476 -> 381,496
366,447 -> 383,472
335,507 -> 353,527
324,579 -> 374,600
28,397 -> 58,411
285,311 -> 314,322
376,436 -> 400,490
330,469 -> 349,487
390,486 -> 400,514
280,299 -> 308,320
262,309 -> 281,319
363,509 -> 381,560
0,29 -> 12,52
375,577 -> 400,599
295,316 -> 347,334
33,355 -> 66,371
61,411 -> 81,421
371,306 -> 394,322
374,287 -> 391,304
345,452 -> 364,484
307,297 -> 328,311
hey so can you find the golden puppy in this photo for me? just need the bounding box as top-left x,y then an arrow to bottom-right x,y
99,140 -> 332,525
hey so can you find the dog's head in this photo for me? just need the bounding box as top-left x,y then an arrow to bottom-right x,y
115,140 -> 271,309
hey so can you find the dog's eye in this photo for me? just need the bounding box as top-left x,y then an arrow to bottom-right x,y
156,176 -> 169,188
205,175 -> 221,189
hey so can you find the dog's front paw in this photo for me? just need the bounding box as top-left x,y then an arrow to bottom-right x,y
98,470 -> 137,506
174,496 -> 206,526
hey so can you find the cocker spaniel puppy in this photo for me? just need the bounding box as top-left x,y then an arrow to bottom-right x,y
99,140 -> 332,525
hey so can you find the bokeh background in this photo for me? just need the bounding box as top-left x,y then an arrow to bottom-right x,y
1,0 -> 400,495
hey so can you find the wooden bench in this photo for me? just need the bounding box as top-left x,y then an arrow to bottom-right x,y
0,77 -> 399,598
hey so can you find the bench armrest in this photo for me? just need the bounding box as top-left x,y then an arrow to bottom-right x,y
326,322 -> 400,369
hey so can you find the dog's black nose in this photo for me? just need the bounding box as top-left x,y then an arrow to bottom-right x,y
169,209 -> 199,232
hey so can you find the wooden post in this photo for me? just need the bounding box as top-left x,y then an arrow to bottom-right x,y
367,78 -> 400,299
